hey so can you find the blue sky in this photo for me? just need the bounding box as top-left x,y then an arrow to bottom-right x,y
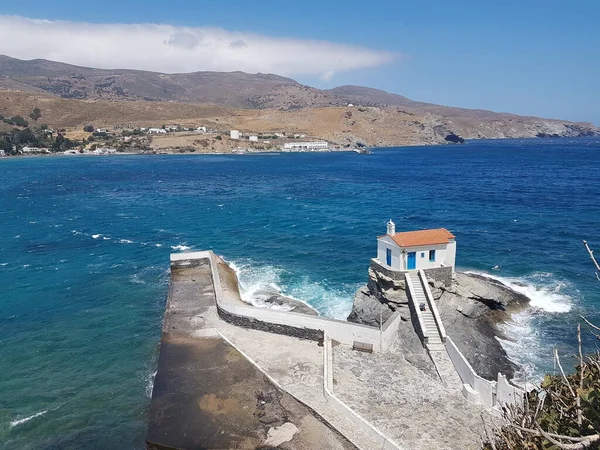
1,0 -> 598,124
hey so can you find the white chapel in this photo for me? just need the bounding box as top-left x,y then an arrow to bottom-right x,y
376,220 -> 456,273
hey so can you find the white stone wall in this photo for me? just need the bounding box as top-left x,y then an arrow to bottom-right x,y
377,236 -> 403,269
405,244 -> 449,270
446,240 -> 457,273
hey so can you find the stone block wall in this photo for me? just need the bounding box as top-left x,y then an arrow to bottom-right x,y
423,266 -> 453,287
371,258 -> 453,287
370,258 -> 406,281
217,305 -> 324,342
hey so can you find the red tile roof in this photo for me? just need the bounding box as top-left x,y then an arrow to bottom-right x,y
379,228 -> 455,248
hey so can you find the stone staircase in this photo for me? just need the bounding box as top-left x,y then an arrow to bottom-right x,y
407,272 -> 463,391
408,275 -> 444,351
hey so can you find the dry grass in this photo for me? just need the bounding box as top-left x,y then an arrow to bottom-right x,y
2,90 -> 585,148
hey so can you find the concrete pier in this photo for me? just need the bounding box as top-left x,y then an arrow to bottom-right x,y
146,252 -> 355,450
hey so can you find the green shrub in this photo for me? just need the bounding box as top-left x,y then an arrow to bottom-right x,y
29,108 -> 41,121
10,116 -> 29,127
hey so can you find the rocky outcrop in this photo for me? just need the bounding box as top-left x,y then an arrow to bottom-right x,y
250,288 -> 319,316
434,273 -> 529,380
347,267 -> 409,326
347,264 -> 530,381
347,286 -> 395,327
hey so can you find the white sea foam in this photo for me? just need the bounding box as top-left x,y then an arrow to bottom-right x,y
103,236 -> 111,240
286,277 -> 354,319
229,260 -> 289,309
92,234 -> 102,239
467,270 -> 577,382
0,263 -> 7,266
130,273 -> 145,284
171,245 -> 191,251
229,259 -> 353,319
119,239 -> 133,244
466,270 -> 573,313
155,244 -> 163,247
498,312 -> 542,383
10,410 -> 47,428
145,370 -> 157,398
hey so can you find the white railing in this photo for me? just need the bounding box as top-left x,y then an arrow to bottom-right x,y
418,270 -> 446,342
445,337 -> 525,410
380,311 -> 403,350
405,273 -> 428,344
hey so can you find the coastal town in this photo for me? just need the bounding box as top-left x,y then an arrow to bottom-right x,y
0,108 -> 367,157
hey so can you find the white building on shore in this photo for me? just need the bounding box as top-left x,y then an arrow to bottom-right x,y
230,130 -> 240,140
376,221 -> 456,272
283,141 -> 328,152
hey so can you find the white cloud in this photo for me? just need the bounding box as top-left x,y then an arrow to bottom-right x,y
320,70 -> 336,82
0,16 -> 397,79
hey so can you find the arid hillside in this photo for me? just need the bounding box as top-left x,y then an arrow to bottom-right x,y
1,55 -> 598,143
0,91 -> 598,150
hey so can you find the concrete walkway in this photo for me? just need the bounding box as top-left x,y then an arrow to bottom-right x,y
430,349 -> 464,391
332,340 -> 484,450
147,255 -> 356,450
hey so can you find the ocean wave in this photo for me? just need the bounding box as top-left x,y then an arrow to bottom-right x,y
171,245 -> 191,251
498,313 -> 541,383
228,259 -> 353,319
287,278 -> 354,319
10,410 -> 47,428
92,234 -> 102,239
466,270 -> 578,383
119,239 -> 134,244
146,371 -> 157,398
228,260 -> 289,308
130,273 -> 146,284
465,270 -> 574,313
129,266 -> 170,286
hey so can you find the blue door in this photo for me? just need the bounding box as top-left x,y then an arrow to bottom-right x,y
407,252 -> 416,270
386,248 -> 392,266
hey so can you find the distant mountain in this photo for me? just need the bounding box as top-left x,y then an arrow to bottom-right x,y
0,55 -> 343,109
1,55 -> 598,142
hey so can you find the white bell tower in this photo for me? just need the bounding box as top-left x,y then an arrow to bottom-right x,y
386,219 -> 396,236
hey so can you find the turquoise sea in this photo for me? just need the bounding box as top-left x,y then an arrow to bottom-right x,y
1,138 -> 599,449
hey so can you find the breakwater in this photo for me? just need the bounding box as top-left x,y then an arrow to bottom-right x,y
146,252 -> 356,449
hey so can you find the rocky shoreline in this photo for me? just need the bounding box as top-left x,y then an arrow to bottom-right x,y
347,266 -> 530,381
